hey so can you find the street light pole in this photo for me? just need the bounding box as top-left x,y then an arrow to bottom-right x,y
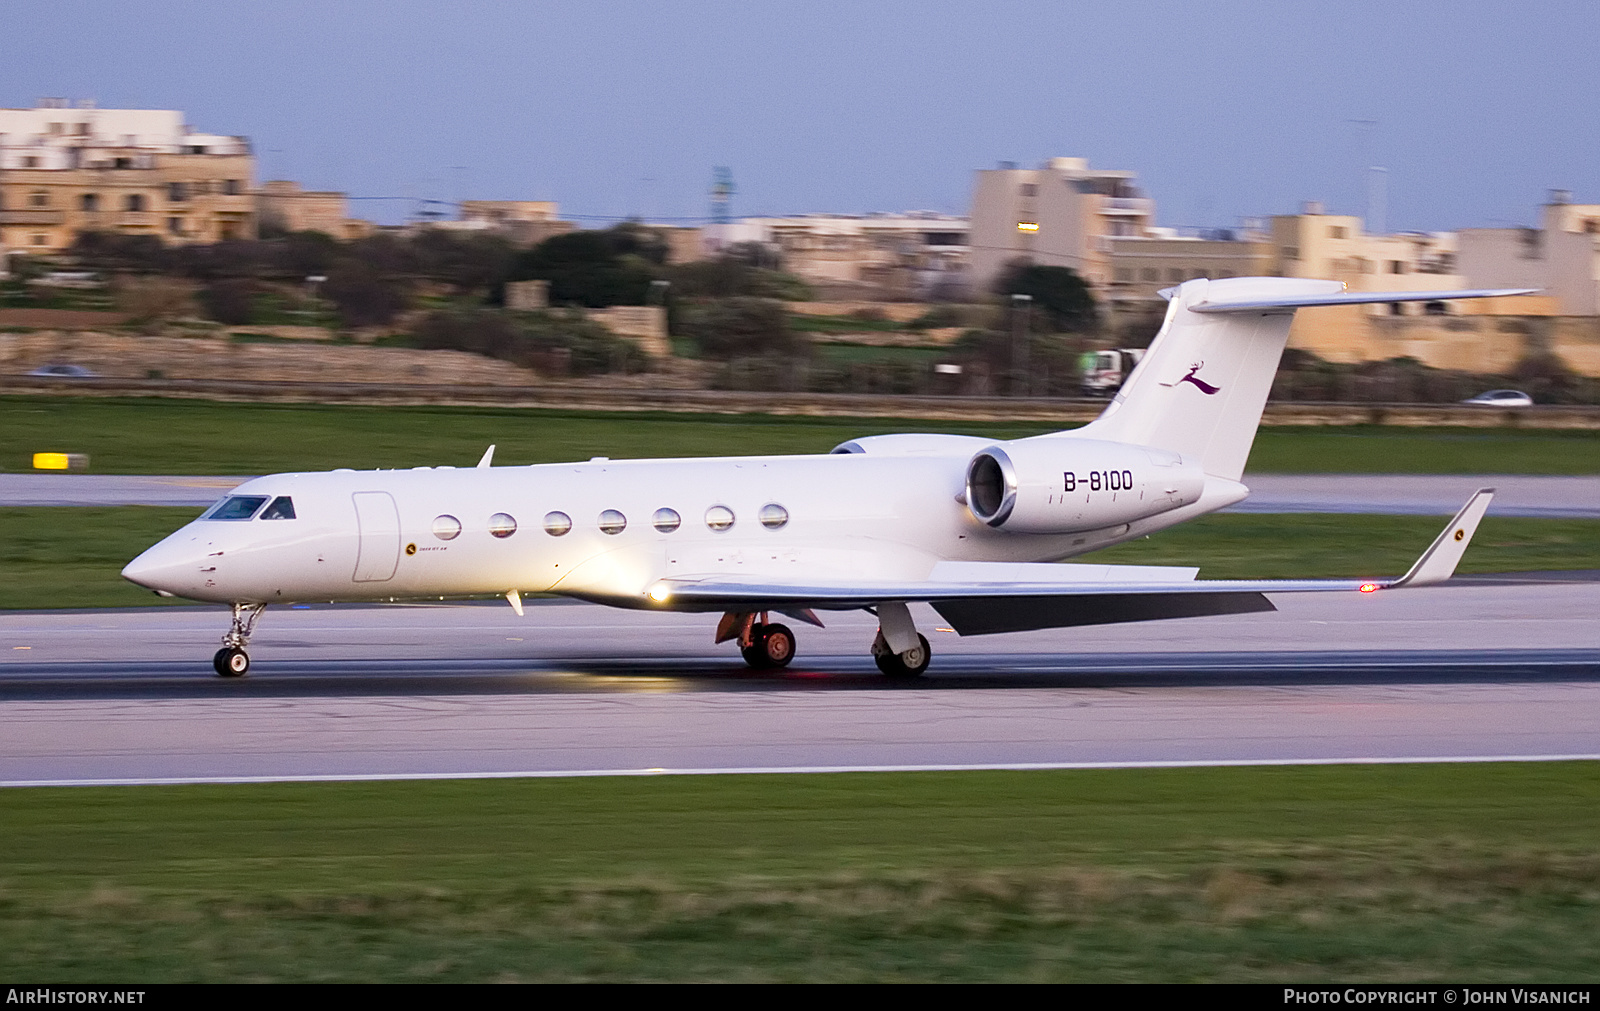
1010,293 -> 1033,397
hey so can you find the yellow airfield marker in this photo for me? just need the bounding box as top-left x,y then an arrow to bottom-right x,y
32,453 -> 89,471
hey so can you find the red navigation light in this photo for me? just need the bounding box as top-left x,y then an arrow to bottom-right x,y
1358,582 -> 1380,593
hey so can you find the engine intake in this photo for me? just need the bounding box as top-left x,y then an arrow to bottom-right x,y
965,438 -> 1204,534
966,448 -> 1018,526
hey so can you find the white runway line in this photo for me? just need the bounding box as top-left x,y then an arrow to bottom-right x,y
8,752 -> 1600,788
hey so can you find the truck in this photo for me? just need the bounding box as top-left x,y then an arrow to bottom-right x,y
1079,348 -> 1145,396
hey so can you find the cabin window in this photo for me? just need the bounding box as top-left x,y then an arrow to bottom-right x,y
759,503 -> 789,529
652,507 -> 681,533
598,509 -> 627,535
203,495 -> 269,520
705,505 -> 735,532
260,496 -> 296,520
543,511 -> 572,536
432,515 -> 461,540
488,513 -> 517,538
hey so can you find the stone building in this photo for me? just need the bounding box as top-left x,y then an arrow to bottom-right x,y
0,100 -> 255,252
1457,191 -> 1600,316
703,211 -> 969,298
257,180 -> 373,240
450,200 -> 574,246
967,157 -> 1152,294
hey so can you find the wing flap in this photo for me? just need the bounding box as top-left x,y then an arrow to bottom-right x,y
932,591 -> 1276,635
657,573 -> 1371,611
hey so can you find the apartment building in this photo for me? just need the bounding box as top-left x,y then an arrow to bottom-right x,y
1457,191 -> 1600,316
0,100 -> 255,252
967,157 -> 1153,294
705,212 -> 969,298
1105,228 -> 1275,311
455,200 -> 573,246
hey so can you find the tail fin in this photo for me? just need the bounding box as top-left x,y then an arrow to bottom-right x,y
1079,278 -> 1537,481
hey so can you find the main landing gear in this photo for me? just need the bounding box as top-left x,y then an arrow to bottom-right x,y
872,629 -> 931,678
716,601 -> 933,677
717,611 -> 796,669
213,602 -> 265,678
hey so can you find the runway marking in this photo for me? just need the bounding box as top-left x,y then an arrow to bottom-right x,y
6,753 -> 1600,789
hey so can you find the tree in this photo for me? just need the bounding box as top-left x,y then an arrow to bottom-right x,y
322,261 -> 407,328
667,254 -> 812,301
994,262 -> 1097,332
411,229 -> 515,296
507,226 -> 661,307
198,279 -> 257,325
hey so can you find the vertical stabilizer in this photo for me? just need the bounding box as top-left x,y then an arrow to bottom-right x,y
1078,277 -> 1341,481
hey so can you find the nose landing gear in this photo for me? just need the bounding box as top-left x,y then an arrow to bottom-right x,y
213,603 -> 266,677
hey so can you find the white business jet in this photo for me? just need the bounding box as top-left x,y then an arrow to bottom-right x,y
123,277 -> 1530,677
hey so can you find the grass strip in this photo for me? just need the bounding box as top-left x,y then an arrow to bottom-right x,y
1083,513 -> 1600,579
1,764 -> 1597,981
1,509 -> 1596,609
4,395 -> 1600,474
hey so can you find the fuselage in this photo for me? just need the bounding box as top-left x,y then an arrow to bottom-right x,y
122,438 -> 1244,610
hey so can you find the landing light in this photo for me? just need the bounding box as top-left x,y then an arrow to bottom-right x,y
1017,221 -> 1040,232
648,583 -> 672,603
1358,583 -> 1380,593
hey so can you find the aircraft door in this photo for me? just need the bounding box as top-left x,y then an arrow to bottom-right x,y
351,491 -> 401,582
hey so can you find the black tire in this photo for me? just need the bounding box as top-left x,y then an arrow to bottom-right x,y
214,647 -> 249,678
875,633 -> 931,679
761,623 -> 795,668
741,624 -> 772,669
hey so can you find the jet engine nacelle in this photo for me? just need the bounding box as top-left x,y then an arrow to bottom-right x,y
831,433 -> 999,456
965,437 -> 1205,534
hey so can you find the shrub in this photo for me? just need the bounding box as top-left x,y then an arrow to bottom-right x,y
322,262 -> 408,329
683,298 -> 802,360
198,279 -> 257,325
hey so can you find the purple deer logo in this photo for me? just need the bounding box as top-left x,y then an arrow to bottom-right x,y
1161,361 -> 1220,395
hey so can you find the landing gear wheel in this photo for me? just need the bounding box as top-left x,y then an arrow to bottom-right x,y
213,647 -> 250,678
740,623 -> 797,669
759,623 -> 795,668
872,630 -> 931,679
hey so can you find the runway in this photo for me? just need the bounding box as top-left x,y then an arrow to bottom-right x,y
5,472 -> 1599,517
3,577 -> 1599,785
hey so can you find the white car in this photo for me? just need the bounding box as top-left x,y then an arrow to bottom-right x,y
27,364 -> 99,378
1462,389 -> 1533,407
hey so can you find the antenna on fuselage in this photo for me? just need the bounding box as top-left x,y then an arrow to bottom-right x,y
477,445 -> 495,469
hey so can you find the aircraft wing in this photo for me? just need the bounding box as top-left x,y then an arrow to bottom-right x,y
654,490 -> 1494,635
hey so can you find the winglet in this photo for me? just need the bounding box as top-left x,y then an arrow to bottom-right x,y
1390,489 -> 1495,588
477,444 -> 496,469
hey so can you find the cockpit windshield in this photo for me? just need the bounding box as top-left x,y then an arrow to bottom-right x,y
260,496 -> 296,520
203,495 -> 270,520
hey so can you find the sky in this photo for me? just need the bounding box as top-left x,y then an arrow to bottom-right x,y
4,0 -> 1597,232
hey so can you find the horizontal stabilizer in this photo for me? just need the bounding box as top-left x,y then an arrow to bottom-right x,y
1186,288 -> 1538,313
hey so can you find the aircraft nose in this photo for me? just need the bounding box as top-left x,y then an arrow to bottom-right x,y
122,537 -> 205,596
